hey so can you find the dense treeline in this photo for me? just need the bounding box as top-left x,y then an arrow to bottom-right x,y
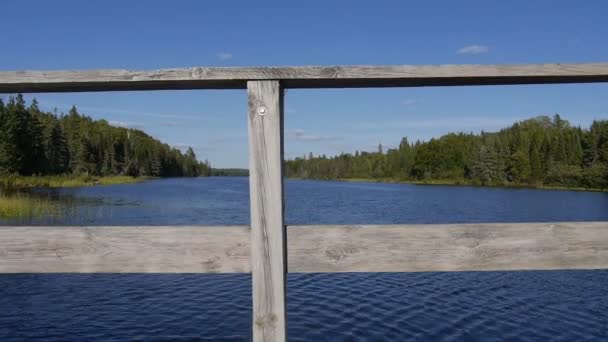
0,95 -> 210,177
286,115 -> 608,189
210,168 -> 249,176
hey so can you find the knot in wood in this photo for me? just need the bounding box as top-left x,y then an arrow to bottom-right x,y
255,313 -> 277,328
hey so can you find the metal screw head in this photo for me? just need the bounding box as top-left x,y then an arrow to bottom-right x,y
258,106 -> 267,116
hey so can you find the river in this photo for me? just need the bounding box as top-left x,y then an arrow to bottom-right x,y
1,178 -> 607,340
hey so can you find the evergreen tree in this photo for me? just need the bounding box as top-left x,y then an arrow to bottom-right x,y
285,115 -> 608,189
0,95 -> 210,178
529,145 -> 543,184
0,99 -> 20,173
44,120 -> 70,174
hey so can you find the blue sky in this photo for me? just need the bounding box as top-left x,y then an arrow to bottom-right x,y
1,0 -> 607,168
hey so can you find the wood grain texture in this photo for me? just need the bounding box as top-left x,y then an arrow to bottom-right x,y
0,226 -> 250,273
288,222 -> 608,272
2,63 -> 608,92
247,80 -> 287,342
1,223 -> 607,274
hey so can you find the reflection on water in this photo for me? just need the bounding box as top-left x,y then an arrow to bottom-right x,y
2,177 -> 608,226
0,186 -> 109,225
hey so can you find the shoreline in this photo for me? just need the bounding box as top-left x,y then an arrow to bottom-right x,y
289,177 -> 608,193
0,175 -> 154,218
0,175 -> 154,189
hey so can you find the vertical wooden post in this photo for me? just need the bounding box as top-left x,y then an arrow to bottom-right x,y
247,80 -> 287,342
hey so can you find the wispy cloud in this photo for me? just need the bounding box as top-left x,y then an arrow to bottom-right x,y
171,142 -> 196,150
208,136 -> 247,144
288,129 -> 339,142
350,116 -> 527,132
161,121 -> 179,127
217,52 -> 233,61
457,45 -> 489,55
402,99 -> 418,106
398,117 -> 513,129
109,121 -> 144,129
365,143 -> 395,151
84,106 -> 198,120
38,101 -> 200,120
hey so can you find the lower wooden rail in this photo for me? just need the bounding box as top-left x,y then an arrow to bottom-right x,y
1,222 -> 607,273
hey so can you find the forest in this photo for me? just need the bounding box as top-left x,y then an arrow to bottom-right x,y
285,115 -> 608,190
0,95 -> 210,178
210,168 -> 249,176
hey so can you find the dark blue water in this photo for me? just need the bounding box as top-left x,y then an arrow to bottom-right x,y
2,178 -> 608,341
6,177 -> 608,225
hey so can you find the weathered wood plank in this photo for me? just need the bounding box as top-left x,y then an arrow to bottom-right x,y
247,80 -> 287,341
288,222 -> 608,272
1,223 -> 606,274
2,63 -> 608,92
0,226 -> 250,273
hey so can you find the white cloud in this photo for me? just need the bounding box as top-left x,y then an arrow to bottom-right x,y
217,52 -> 233,61
402,99 -> 417,106
457,45 -> 489,55
289,129 -> 339,142
37,101 -> 199,120
349,116 -> 528,132
366,143 -> 395,151
109,121 -> 144,129
207,135 -> 247,144
171,142 -> 195,151
399,117 -> 516,129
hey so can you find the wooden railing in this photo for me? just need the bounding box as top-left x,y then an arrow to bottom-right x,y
2,223 -> 607,273
1,63 -> 608,342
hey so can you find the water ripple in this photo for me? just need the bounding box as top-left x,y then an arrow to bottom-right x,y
1,271 -> 607,341
2,179 -> 608,340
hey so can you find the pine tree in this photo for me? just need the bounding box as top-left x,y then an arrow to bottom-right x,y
284,116 -> 607,189
529,145 -> 543,184
472,145 -> 495,185
0,99 -> 20,173
0,95 -> 211,179
45,120 -> 70,174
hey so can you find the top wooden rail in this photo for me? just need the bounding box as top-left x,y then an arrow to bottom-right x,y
2,62 -> 608,92
4,61 -> 608,341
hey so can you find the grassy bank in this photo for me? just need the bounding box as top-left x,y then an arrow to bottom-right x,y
0,175 -> 151,189
0,175 -> 153,218
0,194 -> 59,218
312,177 -> 608,192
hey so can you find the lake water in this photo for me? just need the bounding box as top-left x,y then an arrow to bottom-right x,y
1,178 -> 607,341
